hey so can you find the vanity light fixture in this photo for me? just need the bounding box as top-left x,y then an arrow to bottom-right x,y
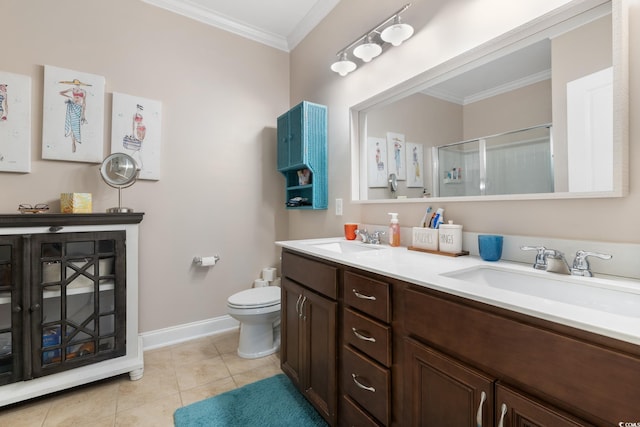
330,3 -> 413,77
330,52 -> 357,76
353,35 -> 383,63
380,15 -> 414,46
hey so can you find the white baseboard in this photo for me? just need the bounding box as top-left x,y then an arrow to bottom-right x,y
140,315 -> 240,351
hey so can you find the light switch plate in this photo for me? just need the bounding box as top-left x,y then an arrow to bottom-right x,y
335,198 -> 343,216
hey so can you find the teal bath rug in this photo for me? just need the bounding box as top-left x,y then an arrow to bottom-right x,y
174,373 -> 328,426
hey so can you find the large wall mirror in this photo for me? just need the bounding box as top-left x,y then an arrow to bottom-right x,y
351,0 -> 628,202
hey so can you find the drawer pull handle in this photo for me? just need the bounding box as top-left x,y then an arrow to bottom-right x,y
352,289 -> 376,300
351,373 -> 375,393
352,328 -> 376,343
299,296 -> 307,320
476,391 -> 487,427
497,403 -> 508,427
295,294 -> 303,315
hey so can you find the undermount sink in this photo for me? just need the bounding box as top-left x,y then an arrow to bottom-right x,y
442,265 -> 640,318
309,240 -> 386,254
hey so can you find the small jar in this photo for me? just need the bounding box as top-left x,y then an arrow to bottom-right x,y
439,221 -> 463,253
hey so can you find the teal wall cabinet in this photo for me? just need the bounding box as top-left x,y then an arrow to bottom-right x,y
277,101 -> 327,210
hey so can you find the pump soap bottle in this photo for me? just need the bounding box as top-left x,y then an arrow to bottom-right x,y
388,213 -> 400,247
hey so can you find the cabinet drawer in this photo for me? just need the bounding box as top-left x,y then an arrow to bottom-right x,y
342,345 -> 390,425
343,308 -> 391,367
340,395 -> 383,427
282,251 -> 337,299
343,271 -> 390,323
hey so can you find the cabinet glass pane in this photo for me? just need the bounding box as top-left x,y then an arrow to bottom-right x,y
0,297 -> 10,329
66,241 -> 94,257
0,265 -> 10,288
67,291 -> 95,327
66,260 -> 96,289
42,288 -> 61,322
42,261 -> 61,284
98,240 -> 115,253
98,257 -> 114,276
41,243 -> 62,257
42,325 -> 61,365
0,245 -> 11,288
99,337 -> 115,353
100,314 -> 115,335
100,289 -> 114,314
0,246 -> 10,262
0,331 -> 11,374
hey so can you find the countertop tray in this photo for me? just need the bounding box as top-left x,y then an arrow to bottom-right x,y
408,246 -> 469,257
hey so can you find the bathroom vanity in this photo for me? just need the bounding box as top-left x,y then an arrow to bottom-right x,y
278,238 -> 640,426
0,213 -> 144,406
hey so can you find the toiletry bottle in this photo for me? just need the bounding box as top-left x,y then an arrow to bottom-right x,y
388,213 -> 400,247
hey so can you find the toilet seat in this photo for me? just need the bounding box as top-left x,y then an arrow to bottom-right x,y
227,286 -> 280,309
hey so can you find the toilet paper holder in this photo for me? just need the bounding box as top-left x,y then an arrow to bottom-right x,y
193,255 -> 220,267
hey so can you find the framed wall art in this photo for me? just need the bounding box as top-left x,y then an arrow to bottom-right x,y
387,131 -> 406,180
406,142 -> 424,188
111,92 -> 162,180
367,136 -> 388,187
0,71 -> 31,172
42,65 -> 105,163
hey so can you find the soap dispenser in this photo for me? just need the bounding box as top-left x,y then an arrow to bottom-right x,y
388,213 -> 400,247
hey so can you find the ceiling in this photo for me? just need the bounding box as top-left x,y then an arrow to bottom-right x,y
141,0 -> 341,52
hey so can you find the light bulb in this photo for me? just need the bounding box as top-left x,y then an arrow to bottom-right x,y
381,17 -> 414,47
330,52 -> 356,76
353,36 -> 382,63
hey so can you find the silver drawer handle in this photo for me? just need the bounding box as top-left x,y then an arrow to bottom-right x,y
351,373 -> 375,393
295,294 -> 303,315
352,328 -> 376,343
352,288 -> 376,300
497,403 -> 508,427
476,391 -> 487,427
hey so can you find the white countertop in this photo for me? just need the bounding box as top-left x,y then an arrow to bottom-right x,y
277,237 -> 640,347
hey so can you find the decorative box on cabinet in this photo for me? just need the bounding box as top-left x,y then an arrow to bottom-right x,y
0,213 -> 144,407
277,101 -> 328,210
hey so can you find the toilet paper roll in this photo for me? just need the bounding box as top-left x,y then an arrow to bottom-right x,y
262,267 -> 277,282
254,279 -> 269,288
194,256 -> 219,267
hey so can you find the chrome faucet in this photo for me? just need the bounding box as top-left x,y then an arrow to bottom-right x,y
521,246 -> 612,276
570,250 -> 612,277
355,229 -> 385,245
521,246 -> 570,274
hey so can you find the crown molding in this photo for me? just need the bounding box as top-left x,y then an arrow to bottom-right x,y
142,0 -> 289,51
423,69 -> 551,105
142,0 -> 339,52
288,0 -> 341,50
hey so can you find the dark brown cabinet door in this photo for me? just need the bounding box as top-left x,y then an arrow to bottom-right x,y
281,276 -> 337,425
303,287 -> 337,424
404,337 -> 494,427
495,384 -> 594,427
281,277 -> 303,387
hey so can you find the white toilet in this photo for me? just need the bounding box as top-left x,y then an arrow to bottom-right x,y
227,286 -> 281,359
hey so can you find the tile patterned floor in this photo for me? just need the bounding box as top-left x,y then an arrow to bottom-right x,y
0,330 -> 283,426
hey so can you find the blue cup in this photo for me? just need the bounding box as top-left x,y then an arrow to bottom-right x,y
478,235 -> 503,261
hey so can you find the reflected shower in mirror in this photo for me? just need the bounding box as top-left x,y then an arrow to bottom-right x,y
434,125 -> 553,197
353,0 -> 627,202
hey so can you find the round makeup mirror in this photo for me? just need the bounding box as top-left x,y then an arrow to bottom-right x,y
100,152 -> 139,213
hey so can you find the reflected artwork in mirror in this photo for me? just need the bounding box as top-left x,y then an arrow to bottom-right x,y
352,0 -> 628,202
